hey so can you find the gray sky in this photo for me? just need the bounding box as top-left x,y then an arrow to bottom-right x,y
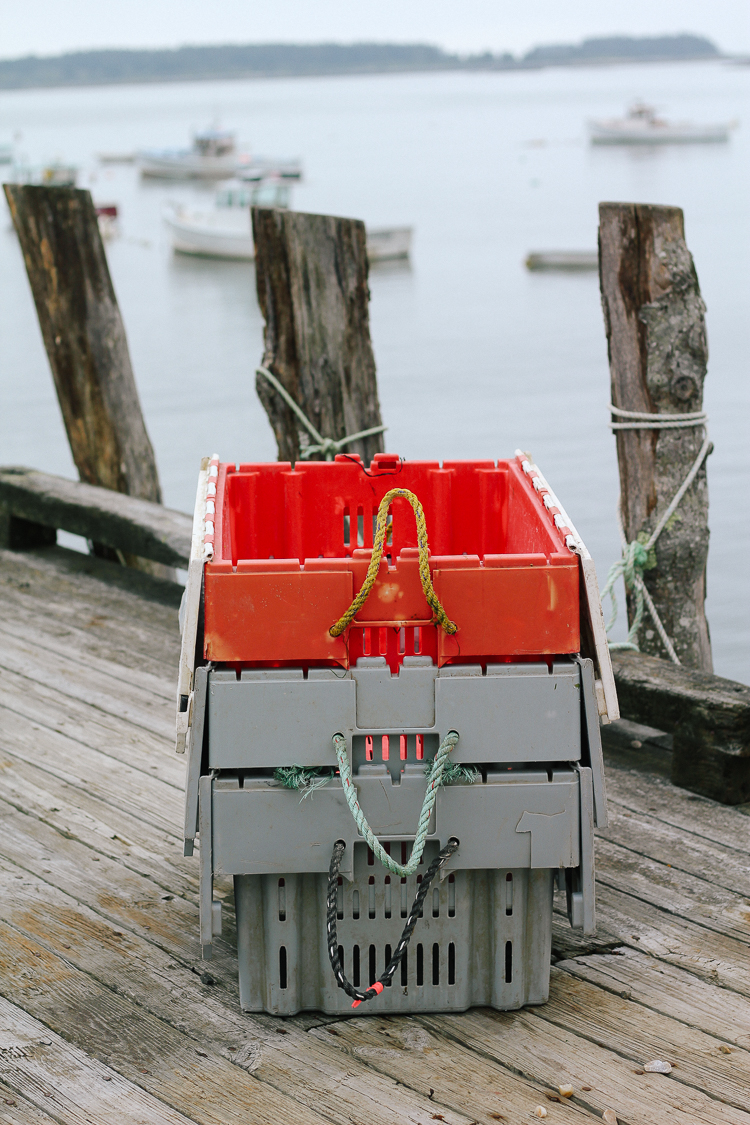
1,0 -> 748,59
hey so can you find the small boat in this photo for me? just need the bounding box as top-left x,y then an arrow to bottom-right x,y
138,127 -> 303,181
589,102 -> 732,145
7,161 -> 77,186
139,128 -> 240,179
525,251 -> 598,272
0,143 -> 13,166
95,203 -> 119,240
163,178 -> 412,264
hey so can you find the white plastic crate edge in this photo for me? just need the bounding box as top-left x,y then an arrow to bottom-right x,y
175,454 -> 215,755
515,450 -> 619,724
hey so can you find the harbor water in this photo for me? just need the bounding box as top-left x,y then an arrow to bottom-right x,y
1,59 -> 748,681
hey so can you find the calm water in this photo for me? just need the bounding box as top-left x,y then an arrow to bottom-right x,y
1,61 -> 748,680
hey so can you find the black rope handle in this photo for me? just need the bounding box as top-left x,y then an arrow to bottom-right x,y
326,836 -> 460,1007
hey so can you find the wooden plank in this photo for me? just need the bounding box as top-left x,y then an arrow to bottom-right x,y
0,468 -> 192,567
604,761 -> 750,854
0,926 -> 329,1125
0,628 -> 176,737
0,1079 -> 60,1124
0,708 -> 183,838
0,549 -> 180,694
422,1009 -> 750,1125
595,836 -> 750,946
0,665 -> 180,785
0,867 -> 479,1125
0,995 -> 195,1124
310,1015 -> 596,1124
252,207 -> 384,464
0,754 -> 197,898
538,966 -> 750,1114
3,187 -> 162,505
611,650 -> 750,804
558,948 -> 750,1047
599,802 -> 750,897
599,201 -> 712,670
593,884 -> 750,996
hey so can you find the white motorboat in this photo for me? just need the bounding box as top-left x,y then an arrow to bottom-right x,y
138,127 -> 304,181
163,179 -> 412,264
139,128 -> 241,179
589,102 -> 732,145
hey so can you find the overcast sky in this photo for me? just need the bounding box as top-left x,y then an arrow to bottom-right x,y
1,0 -> 748,59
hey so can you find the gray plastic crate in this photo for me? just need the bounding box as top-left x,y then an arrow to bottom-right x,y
185,656 -> 607,1014
235,843 -> 554,1016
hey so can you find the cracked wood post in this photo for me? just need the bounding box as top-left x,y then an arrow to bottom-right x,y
3,184 -> 164,565
252,207 -> 384,464
599,202 -> 712,672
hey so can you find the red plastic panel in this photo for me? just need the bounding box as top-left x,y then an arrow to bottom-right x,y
204,567 -> 352,664
434,563 -> 580,662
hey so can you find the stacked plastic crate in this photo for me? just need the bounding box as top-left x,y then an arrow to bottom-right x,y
177,452 -> 617,1015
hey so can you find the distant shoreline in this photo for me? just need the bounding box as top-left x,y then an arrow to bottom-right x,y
0,35 -> 724,93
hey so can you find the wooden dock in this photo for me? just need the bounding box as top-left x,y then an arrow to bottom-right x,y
1,542 -> 749,1125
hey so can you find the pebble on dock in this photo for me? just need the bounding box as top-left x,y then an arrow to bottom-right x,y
533,1108 -> 548,1118
602,1111 -> 618,1124
644,1060 -> 672,1073
558,1083 -> 574,1097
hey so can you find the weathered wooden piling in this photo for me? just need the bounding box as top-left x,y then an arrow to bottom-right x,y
252,207 -> 384,463
3,184 -> 163,560
599,202 -> 712,672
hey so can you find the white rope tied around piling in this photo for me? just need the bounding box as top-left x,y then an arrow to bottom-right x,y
256,366 -> 387,460
602,405 -> 713,665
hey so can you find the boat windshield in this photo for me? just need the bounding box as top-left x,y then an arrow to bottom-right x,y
194,131 -> 235,157
216,180 -> 291,209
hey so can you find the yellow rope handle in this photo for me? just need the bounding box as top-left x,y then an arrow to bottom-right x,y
329,488 -> 457,638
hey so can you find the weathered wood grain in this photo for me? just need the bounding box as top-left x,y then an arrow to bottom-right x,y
0,867 -> 482,1125
605,760 -> 750,854
252,207 -> 384,464
3,187 -> 162,505
593,884 -> 750,996
599,202 -> 712,670
0,1079 -> 61,1124
0,711 -> 182,838
426,1009 -> 750,1124
0,755 -> 197,898
559,948 -> 750,1047
539,967 -> 750,1114
611,650 -> 750,803
310,1015 -> 595,1124
0,995 -> 195,1125
0,467 -> 191,566
0,547 -> 180,689
0,926 -> 329,1125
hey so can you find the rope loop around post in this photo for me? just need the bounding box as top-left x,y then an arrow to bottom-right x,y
255,366 -> 386,460
329,487 -> 457,638
605,405 -> 712,665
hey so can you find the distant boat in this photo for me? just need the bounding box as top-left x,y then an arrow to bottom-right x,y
7,161 -> 77,186
525,251 -> 598,272
0,143 -> 13,166
163,177 -> 412,264
138,127 -> 303,181
589,102 -> 733,145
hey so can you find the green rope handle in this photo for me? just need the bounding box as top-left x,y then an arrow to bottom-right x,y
332,730 -> 460,877
329,487 -> 457,638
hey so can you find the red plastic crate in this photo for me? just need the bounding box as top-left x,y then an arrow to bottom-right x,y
203,453 -> 580,669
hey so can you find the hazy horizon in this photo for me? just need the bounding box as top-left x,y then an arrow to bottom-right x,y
0,0 -> 748,60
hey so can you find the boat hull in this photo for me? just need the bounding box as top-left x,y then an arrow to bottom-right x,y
139,153 -> 240,179
590,124 -> 730,145
164,208 -> 412,264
